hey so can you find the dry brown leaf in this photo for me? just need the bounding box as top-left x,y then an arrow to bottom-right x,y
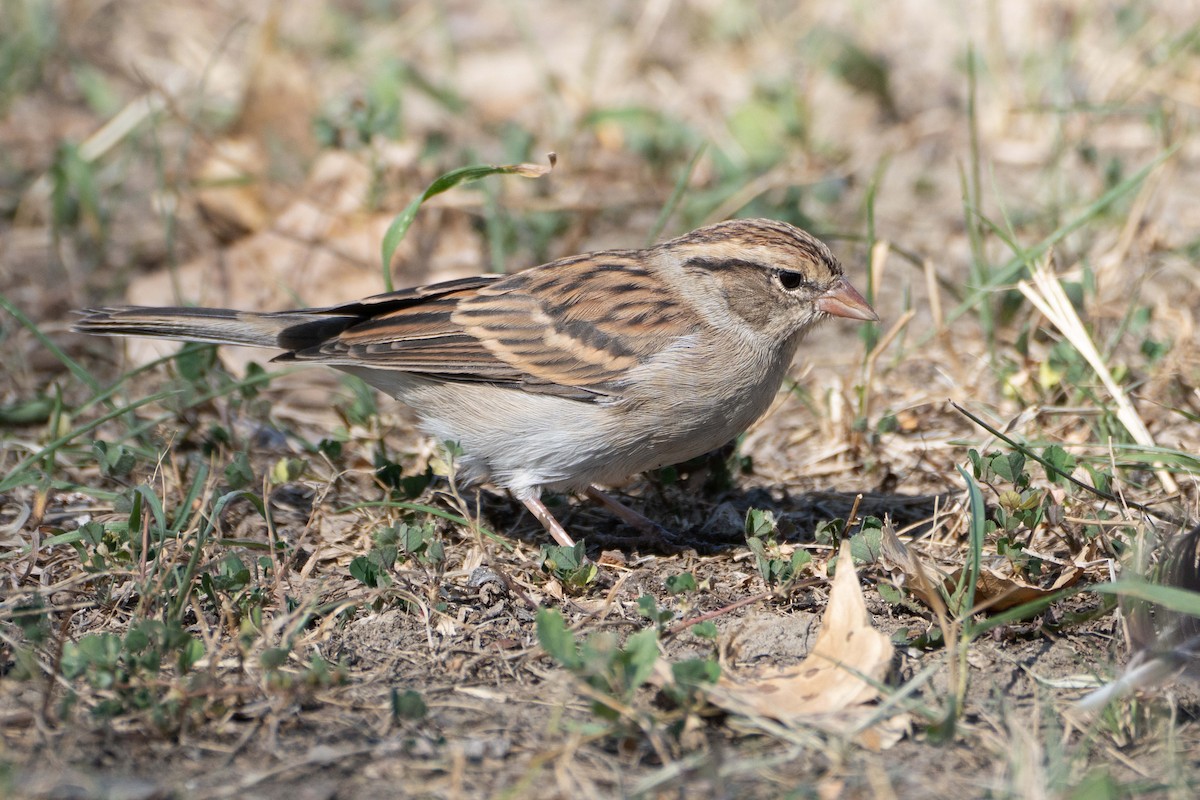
880,519 -> 950,616
233,8 -> 318,161
882,519 -> 1083,614
194,137 -> 271,242
945,564 -> 1084,613
189,7 -> 317,242
706,540 -> 906,749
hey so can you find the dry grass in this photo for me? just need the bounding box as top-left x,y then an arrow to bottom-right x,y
3,1 -> 1200,797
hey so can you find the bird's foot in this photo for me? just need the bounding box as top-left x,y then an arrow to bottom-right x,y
584,486 -> 697,555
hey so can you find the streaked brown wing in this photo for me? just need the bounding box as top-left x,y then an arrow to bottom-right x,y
280,275 -> 518,384
284,255 -> 697,400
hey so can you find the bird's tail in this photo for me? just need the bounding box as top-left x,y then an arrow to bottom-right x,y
72,306 -> 357,351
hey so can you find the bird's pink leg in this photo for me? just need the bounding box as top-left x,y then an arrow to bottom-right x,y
585,486 -> 667,534
520,494 -> 576,547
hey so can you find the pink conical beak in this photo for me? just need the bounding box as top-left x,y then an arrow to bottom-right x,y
817,278 -> 878,322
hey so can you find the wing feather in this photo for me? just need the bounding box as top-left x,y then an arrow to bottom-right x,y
282,256 -> 698,401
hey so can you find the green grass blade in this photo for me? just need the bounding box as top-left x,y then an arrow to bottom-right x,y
131,484 -> 168,546
970,586 -> 1086,637
113,364 -> 298,446
170,463 -> 210,535
0,390 -> 180,492
380,158 -> 554,291
924,146 -> 1179,344
168,489 -> 266,621
0,292 -> 100,392
646,142 -> 706,245
1091,579 -> 1200,616
953,465 -> 986,622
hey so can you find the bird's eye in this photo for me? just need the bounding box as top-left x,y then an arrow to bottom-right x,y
776,270 -> 807,290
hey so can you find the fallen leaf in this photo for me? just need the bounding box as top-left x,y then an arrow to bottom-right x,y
881,518 -> 1083,614
232,8 -> 318,161
706,540 -> 906,749
879,519 -> 950,616
194,137 -> 270,242
945,564 -> 1083,612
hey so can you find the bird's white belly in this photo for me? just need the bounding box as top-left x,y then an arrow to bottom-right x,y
339,332 -> 795,497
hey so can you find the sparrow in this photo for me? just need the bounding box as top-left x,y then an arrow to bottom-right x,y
74,218 -> 877,548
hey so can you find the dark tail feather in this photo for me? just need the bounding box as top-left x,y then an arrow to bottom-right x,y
72,306 -> 358,351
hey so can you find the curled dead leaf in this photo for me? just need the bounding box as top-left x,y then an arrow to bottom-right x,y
947,564 -> 1083,613
881,517 -> 1083,614
879,519 -> 949,617
705,540 -> 907,749
512,152 -> 557,175
194,137 -> 270,242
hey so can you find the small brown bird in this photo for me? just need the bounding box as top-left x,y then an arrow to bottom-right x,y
75,218 -> 877,547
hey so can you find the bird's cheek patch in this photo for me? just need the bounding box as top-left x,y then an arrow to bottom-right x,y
715,272 -> 777,329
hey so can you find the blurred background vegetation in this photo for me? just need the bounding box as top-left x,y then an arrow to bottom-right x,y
3,1 -> 1200,797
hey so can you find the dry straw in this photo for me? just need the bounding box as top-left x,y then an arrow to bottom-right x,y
1016,257 -> 1179,495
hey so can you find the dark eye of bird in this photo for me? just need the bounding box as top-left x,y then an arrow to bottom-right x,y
776,270 -> 807,290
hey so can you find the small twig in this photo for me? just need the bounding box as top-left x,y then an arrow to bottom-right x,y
489,565 -> 539,611
262,475 -> 289,613
40,612 -> 74,725
664,580 -> 819,639
846,493 -> 866,532
923,258 -> 944,329
139,503 -> 150,585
